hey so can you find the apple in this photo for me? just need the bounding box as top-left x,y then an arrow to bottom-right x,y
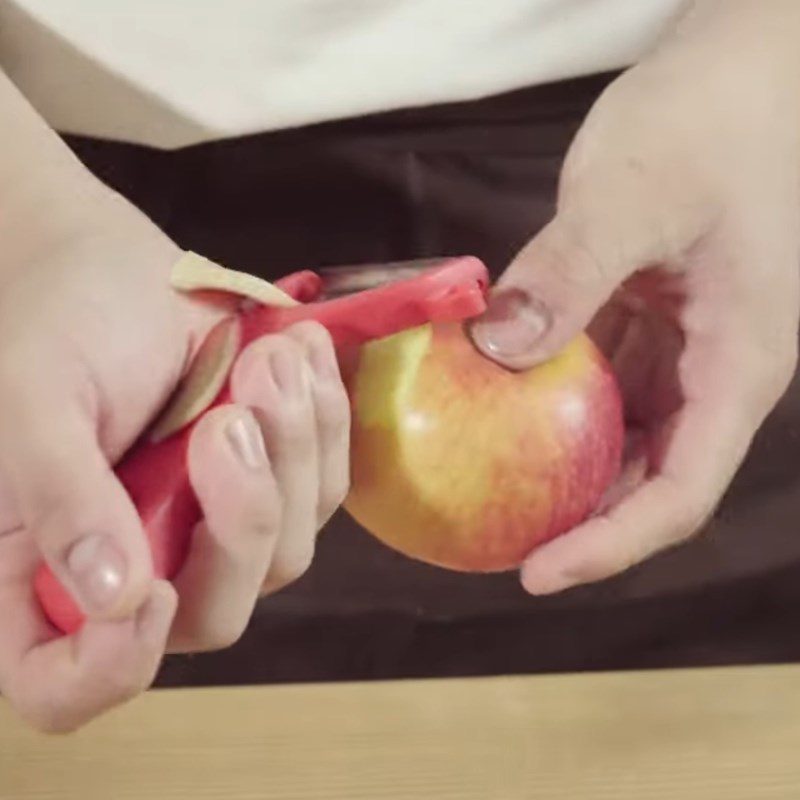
344,322 -> 624,572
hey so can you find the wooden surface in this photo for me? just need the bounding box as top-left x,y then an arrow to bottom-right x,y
1,665 -> 799,799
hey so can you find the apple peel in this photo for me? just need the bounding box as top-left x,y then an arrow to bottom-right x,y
150,252 -> 297,440
170,251 -> 298,309
148,315 -> 241,442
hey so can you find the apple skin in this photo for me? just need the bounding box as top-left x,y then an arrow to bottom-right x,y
343,322 -> 624,573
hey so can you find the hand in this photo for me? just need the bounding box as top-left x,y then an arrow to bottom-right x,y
473,1 -> 800,594
0,189 -> 350,731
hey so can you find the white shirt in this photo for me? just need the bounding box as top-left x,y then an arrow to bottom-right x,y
0,0 -> 687,149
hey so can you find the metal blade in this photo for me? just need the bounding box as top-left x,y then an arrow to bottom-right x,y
317,257 -> 444,298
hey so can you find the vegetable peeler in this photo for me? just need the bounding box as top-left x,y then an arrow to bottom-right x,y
34,255 -> 490,634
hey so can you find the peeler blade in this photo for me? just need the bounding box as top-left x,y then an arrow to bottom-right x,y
317,257 -> 445,298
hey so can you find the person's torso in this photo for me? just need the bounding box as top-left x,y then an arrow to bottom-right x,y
0,0 -> 686,148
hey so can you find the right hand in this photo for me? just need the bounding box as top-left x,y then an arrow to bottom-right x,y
472,3 -> 800,595
0,184 -> 350,732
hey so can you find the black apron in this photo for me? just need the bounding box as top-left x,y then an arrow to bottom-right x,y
64,72 -> 800,686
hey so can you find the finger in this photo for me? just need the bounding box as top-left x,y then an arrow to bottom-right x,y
468,107 -> 705,372
471,215 -> 645,370
285,322 -> 351,526
231,330 -> 319,594
520,376 -> 753,595
0,567 -> 176,734
0,385 -> 154,621
168,405 -> 281,653
519,215 -> 799,595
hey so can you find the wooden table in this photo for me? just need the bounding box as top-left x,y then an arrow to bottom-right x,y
1,664 -> 798,799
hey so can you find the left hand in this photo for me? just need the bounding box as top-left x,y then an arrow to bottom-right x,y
472,0 -> 800,594
0,190 -> 350,732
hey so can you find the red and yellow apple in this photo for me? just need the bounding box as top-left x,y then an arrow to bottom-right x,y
344,323 -> 624,572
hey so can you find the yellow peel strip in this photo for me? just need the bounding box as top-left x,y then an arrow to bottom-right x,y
170,251 -> 298,308
149,316 -> 241,443
151,252 -> 298,438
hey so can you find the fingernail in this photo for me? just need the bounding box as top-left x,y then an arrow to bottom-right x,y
65,534 -> 127,615
471,288 -> 550,357
270,348 -> 304,396
226,411 -> 268,469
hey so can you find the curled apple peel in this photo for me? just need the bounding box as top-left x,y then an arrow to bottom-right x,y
170,251 -> 298,309
149,316 -> 240,443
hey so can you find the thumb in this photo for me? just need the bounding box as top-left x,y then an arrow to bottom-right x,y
1,392 -> 154,621
472,219 -> 636,369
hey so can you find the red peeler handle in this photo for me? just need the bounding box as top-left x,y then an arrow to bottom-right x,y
34,256 -> 488,634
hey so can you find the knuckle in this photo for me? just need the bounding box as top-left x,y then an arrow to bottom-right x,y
12,690 -> 78,735
229,479 -> 282,543
760,349 -> 797,407
197,615 -> 249,652
5,659 -> 146,736
243,502 -> 282,541
26,497 -> 102,563
544,221 -> 614,291
318,474 -> 350,522
712,344 -> 796,445
735,323 -> 798,408
272,408 -> 315,454
317,386 -> 351,436
571,552 -> 629,586
654,472 -> 721,546
24,707 -> 78,736
251,371 -> 313,445
292,319 -> 333,349
331,472 -> 351,507
236,334 -> 304,391
88,655 -> 153,707
15,677 -> 138,735
101,673 -> 148,707
573,557 -> 619,585
296,547 -> 315,577
592,538 -> 644,582
266,548 -> 315,591
670,500 -> 717,546
287,548 -> 315,581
